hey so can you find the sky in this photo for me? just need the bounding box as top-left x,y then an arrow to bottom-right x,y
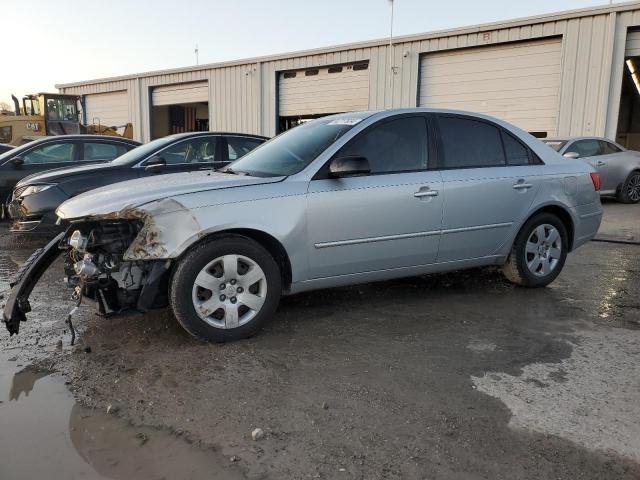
0,0 -> 622,107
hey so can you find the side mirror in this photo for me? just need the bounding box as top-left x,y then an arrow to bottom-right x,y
144,156 -> 166,172
328,156 -> 370,178
10,157 -> 24,168
563,151 -> 580,159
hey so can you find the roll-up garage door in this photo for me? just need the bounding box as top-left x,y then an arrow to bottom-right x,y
626,29 -> 640,56
152,81 -> 209,106
419,38 -> 562,136
84,91 -> 129,127
278,63 -> 370,116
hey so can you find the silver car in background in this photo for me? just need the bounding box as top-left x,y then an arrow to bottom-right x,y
4,109 -> 603,342
544,137 -> 640,203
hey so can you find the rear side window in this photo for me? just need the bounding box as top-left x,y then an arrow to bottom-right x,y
82,142 -> 129,161
339,116 -> 428,174
438,116 -> 505,168
502,131 -> 530,165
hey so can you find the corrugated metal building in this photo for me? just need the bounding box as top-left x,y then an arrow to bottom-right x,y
57,2 -> 640,148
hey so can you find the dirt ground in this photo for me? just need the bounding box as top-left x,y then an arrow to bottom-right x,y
1,202 -> 639,480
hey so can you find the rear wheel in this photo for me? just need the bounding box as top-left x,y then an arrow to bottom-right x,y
617,171 -> 640,204
169,235 -> 281,342
502,213 -> 568,287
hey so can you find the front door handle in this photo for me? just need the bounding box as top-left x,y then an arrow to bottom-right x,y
414,189 -> 439,198
513,182 -> 533,190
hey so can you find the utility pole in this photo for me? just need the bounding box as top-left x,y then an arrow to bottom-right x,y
388,0 -> 396,107
195,44 -> 199,65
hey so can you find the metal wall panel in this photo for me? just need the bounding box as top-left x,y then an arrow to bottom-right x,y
84,90 -> 130,127
57,4 -> 640,142
278,64 -> 369,116
418,38 -> 562,136
151,82 -> 208,106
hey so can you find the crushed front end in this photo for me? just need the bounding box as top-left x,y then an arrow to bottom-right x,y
3,218 -> 171,336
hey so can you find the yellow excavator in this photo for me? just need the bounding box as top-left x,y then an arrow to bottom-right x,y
0,93 -> 133,146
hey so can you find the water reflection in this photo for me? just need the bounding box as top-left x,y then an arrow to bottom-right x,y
0,354 -> 244,480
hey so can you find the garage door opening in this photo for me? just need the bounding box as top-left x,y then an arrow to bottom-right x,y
151,82 -> 209,139
616,54 -> 640,149
278,63 -> 370,132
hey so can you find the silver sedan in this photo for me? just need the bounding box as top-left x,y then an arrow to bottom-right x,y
4,109 -> 603,342
544,137 -> 640,203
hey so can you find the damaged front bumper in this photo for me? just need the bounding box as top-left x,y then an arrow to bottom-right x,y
2,232 -> 65,335
3,219 -> 173,337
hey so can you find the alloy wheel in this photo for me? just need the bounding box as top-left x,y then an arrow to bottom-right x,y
191,254 -> 267,329
627,173 -> 640,202
525,224 -> 562,277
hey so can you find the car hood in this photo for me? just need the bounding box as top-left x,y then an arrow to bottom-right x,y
57,170 -> 285,220
16,161 -> 111,186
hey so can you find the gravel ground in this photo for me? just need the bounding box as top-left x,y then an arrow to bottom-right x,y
1,203 -> 639,479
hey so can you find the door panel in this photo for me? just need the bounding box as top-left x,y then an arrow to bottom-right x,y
0,141 -> 78,197
307,171 -> 444,279
438,166 -> 542,262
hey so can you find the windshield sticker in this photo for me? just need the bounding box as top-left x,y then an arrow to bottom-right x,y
327,118 -> 363,126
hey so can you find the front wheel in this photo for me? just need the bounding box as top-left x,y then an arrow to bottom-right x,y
169,235 -> 282,342
617,171 -> 640,204
502,213 -> 568,287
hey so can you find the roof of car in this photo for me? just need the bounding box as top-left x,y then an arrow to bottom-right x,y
544,136 -> 615,143
164,132 -> 269,141
23,135 -> 141,145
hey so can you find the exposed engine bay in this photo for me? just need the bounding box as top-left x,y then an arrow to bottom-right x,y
2,219 -> 171,336
63,220 -> 170,316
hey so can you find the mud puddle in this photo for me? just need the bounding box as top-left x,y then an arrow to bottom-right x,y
0,351 -> 245,480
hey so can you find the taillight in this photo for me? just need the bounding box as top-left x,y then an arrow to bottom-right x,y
590,172 -> 601,191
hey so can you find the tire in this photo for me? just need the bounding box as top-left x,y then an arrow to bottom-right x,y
169,234 -> 282,342
617,170 -> 640,204
502,213 -> 568,288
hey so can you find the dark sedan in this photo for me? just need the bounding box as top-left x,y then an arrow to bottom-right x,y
1,135 -> 140,219
7,131 -> 267,234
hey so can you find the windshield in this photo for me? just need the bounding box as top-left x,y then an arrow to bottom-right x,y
109,136 -> 177,165
543,140 -> 567,152
228,114 -> 369,177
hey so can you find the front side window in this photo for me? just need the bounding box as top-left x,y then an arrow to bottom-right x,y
158,138 -> 217,165
227,137 -> 264,161
338,116 -> 428,174
566,139 -> 602,158
600,141 -> 622,155
22,143 -> 76,164
439,116 -> 505,168
82,142 -> 129,161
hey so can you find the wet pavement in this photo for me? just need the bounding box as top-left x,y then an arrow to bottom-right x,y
0,203 -> 639,479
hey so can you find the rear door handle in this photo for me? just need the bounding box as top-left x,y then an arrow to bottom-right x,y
513,183 -> 533,190
414,189 -> 439,198
596,161 -> 606,166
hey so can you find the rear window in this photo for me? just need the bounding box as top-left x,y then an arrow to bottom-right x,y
543,140 -> 567,152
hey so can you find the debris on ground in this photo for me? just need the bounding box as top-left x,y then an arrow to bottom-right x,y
251,428 -> 264,441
